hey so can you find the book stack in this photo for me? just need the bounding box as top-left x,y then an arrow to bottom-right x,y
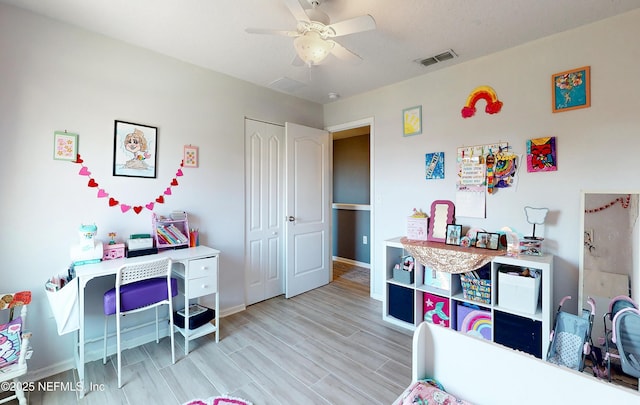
156,224 -> 189,245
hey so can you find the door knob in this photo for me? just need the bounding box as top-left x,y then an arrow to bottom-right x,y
288,216 -> 295,222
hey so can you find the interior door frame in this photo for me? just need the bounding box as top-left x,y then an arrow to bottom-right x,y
326,117 -> 377,299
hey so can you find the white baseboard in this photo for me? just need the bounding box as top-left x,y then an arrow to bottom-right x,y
332,256 -> 371,269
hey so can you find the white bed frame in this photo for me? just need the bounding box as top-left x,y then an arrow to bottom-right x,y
411,322 -> 639,404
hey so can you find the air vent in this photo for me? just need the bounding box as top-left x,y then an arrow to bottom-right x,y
415,49 -> 457,67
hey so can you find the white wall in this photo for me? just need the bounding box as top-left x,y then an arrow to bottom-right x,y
0,3 -> 323,375
324,10 -> 640,313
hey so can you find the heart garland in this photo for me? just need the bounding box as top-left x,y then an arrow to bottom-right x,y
73,154 -> 185,214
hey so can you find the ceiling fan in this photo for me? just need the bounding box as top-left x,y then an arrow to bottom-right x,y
245,0 -> 376,67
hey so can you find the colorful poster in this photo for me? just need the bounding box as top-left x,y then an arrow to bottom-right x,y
527,137 -> 557,172
425,152 -> 444,180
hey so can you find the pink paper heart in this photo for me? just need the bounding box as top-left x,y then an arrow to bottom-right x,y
164,187 -> 172,195
176,168 -> 183,177
79,166 -> 91,176
97,189 -> 109,198
145,202 -> 154,210
120,204 -> 131,213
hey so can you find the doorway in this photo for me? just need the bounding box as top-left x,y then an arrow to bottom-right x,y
328,118 -> 374,296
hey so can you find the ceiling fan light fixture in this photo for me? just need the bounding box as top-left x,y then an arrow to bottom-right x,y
294,31 -> 333,66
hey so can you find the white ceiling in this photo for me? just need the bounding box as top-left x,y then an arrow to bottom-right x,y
4,0 -> 640,104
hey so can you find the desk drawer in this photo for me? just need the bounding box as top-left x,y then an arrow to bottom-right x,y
187,276 -> 217,298
188,256 -> 217,279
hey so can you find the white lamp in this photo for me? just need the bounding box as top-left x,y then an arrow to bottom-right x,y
524,206 -> 549,240
294,31 -> 333,66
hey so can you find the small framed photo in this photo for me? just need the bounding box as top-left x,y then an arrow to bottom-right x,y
113,120 -> 157,178
402,105 -> 422,136
183,145 -> 199,168
552,66 -> 590,113
476,232 -> 499,250
445,224 -> 462,246
53,131 -> 78,161
475,232 -> 490,249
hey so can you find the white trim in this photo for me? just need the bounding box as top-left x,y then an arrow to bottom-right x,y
332,203 -> 371,211
333,256 -> 371,269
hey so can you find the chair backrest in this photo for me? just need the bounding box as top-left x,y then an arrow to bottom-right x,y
116,257 -> 172,286
612,307 -> 640,378
0,291 -> 31,369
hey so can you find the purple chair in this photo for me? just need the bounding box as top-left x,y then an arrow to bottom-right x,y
102,257 -> 177,388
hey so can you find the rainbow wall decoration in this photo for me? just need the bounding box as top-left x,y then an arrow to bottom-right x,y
461,85 -> 503,118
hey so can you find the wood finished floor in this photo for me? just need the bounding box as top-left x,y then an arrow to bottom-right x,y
23,263 -> 413,405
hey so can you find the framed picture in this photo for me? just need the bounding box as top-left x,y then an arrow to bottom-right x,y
552,66 -> 590,113
184,145 -> 199,168
53,131 -> 78,161
476,232 -> 499,250
403,105 -> 422,136
445,224 -> 462,246
113,120 -> 157,178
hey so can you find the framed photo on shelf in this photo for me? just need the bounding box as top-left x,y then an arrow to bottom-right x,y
402,105 -> 422,136
475,232 -> 490,249
486,233 -> 500,250
552,66 -> 590,113
113,120 -> 158,178
53,131 -> 78,161
445,224 -> 462,246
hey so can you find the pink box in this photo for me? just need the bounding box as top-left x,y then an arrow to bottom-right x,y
423,292 -> 450,328
103,243 -> 125,260
456,302 -> 492,340
407,217 -> 429,241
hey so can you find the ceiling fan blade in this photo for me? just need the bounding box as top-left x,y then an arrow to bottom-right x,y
284,0 -> 310,23
245,28 -> 299,37
329,40 -> 363,64
327,14 -> 376,37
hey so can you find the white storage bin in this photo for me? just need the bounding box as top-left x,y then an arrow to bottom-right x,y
498,269 -> 541,314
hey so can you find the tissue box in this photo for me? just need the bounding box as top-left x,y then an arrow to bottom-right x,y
424,292 -> 450,328
407,217 -> 429,241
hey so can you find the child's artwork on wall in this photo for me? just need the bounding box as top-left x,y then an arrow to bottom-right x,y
455,142 -> 509,218
527,136 -> 557,172
53,131 -> 78,161
552,66 -> 590,113
425,152 -> 444,179
461,85 -> 503,118
494,149 -> 519,189
402,105 -> 422,136
184,145 -> 199,168
113,120 -> 157,178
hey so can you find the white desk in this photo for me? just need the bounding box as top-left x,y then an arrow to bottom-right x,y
74,245 -> 220,398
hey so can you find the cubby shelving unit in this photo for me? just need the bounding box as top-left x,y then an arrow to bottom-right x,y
382,236 -> 554,359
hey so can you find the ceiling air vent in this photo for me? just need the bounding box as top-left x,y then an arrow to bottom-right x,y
415,49 -> 457,67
